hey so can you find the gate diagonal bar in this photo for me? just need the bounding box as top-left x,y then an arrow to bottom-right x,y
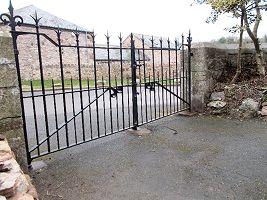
1,1 -> 192,166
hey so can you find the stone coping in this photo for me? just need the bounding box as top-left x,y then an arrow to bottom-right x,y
192,42 -> 267,52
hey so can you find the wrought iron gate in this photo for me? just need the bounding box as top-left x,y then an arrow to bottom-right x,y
1,2 -> 192,166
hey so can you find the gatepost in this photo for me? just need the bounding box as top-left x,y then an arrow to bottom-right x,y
0,31 -> 28,171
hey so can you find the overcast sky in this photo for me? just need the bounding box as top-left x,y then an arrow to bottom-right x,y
1,0 -> 266,44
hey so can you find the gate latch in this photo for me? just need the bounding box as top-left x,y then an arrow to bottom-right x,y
145,82 -> 155,91
110,86 -> 123,98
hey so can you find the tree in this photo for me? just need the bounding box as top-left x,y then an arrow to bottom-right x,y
195,0 -> 267,78
231,8 -> 245,83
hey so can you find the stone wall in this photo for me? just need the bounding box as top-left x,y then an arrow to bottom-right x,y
19,38 -> 181,81
191,42 -> 267,112
223,48 -> 267,82
123,35 -> 179,66
1,25 -> 181,82
0,24 -> 93,80
0,138 -> 37,199
0,34 -> 27,171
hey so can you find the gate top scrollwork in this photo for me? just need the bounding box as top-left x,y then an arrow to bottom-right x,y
0,0 -> 23,29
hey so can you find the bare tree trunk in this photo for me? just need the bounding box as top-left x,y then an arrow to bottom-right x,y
243,0 -> 265,76
231,9 -> 244,84
254,43 -> 266,76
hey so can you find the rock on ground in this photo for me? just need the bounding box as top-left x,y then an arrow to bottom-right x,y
207,101 -> 227,109
210,91 -> 225,101
239,98 -> 259,111
260,106 -> 267,116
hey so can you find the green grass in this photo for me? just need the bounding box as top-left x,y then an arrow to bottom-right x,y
21,78 -> 179,91
22,79 -> 129,90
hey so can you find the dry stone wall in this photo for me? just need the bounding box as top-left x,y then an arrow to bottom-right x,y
0,138 -> 37,200
191,42 -> 267,112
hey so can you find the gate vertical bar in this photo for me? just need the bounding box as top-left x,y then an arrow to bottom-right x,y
160,39 -> 165,116
92,33 -> 100,137
141,36 -> 148,122
56,30 -> 69,147
74,32 -> 86,141
150,37 -> 156,120
130,33 -> 138,130
106,33 -> 114,133
119,34 -> 125,129
30,81 -> 40,155
187,30 -> 192,111
1,1 -> 31,166
181,34 -> 185,110
33,13 -> 51,152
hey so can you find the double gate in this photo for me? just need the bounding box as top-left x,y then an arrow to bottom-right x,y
1,2 -> 192,166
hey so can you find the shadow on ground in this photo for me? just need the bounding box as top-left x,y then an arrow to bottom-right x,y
30,116 -> 267,200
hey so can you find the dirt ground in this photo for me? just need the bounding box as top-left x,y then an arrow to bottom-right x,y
206,76 -> 267,120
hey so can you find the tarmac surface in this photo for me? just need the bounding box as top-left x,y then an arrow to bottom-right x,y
30,115 -> 267,200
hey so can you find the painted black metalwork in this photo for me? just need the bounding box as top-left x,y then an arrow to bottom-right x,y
168,38 -> 172,115
70,78 -> 78,144
150,37 -> 157,120
56,29 -> 70,148
87,78 -> 93,139
74,31 -> 86,142
130,34 -> 139,130
187,30 -> 193,112
91,33 -> 100,138
160,38 -> 165,117
119,33 -> 126,129
1,1 -> 192,166
0,0 -> 31,166
30,81 -> 40,155
142,35 -> 148,122
137,49 -> 144,123
52,79 -> 60,149
101,76 -> 107,135
32,12 -> 52,152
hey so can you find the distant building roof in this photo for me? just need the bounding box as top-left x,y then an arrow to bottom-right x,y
11,5 -> 90,32
132,33 -> 176,48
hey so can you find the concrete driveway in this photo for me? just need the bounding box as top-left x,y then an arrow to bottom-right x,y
30,115 -> 267,200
